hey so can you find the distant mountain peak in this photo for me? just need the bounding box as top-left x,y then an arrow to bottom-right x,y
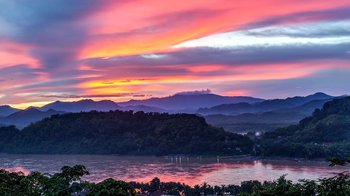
313,92 -> 328,95
0,107 -> 65,128
24,106 -> 39,111
0,105 -> 20,117
40,99 -> 120,113
47,109 -> 58,112
307,92 -> 333,99
119,92 -> 263,111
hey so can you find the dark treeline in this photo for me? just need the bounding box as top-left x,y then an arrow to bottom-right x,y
0,164 -> 349,195
257,97 -> 350,158
0,111 -> 253,155
0,97 -> 350,158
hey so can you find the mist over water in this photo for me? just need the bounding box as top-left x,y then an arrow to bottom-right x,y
0,154 -> 347,186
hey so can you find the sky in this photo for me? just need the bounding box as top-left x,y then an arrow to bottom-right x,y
0,0 -> 350,108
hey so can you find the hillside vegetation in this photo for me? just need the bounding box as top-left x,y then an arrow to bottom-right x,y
0,111 -> 253,155
258,97 -> 350,158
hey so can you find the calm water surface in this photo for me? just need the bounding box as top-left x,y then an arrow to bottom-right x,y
0,154 -> 348,186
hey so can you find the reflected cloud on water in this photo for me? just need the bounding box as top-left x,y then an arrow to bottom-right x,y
0,154 -> 348,186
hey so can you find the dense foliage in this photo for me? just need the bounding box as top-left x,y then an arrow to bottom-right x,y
0,110 -> 253,155
0,165 -> 349,195
0,125 -> 19,152
258,97 -> 350,158
0,165 -> 136,196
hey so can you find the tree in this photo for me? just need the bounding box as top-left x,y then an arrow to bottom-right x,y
88,178 -> 136,196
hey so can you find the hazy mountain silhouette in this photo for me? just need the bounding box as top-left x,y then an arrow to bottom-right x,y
198,92 -> 333,115
122,105 -> 167,113
200,93 -> 334,133
40,99 -> 120,112
259,96 -> 350,158
119,93 -> 264,112
0,92 -> 335,131
204,111 -> 307,133
0,105 -> 20,117
0,107 -> 64,128
254,92 -> 333,111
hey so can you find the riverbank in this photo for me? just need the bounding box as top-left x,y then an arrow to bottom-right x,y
0,154 -> 348,186
1,164 -> 349,195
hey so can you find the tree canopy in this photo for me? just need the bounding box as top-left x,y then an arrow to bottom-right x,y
0,164 -> 349,195
258,97 -> 350,158
0,110 -> 253,155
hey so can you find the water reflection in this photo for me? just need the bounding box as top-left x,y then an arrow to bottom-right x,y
0,154 -> 348,186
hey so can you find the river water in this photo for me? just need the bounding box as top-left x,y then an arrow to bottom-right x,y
0,154 -> 348,186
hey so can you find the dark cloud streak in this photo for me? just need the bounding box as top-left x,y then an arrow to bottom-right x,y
0,0 -> 111,71
85,43 -> 350,68
240,6 -> 350,30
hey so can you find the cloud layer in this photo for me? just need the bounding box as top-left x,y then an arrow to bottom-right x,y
0,0 -> 350,108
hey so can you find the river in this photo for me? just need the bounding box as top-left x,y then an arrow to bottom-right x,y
0,154 -> 348,186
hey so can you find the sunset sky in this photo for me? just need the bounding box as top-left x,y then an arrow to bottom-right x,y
1,0 -> 350,108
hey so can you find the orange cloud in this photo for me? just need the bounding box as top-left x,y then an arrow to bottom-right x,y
80,0 -> 350,58
76,63 -> 317,101
0,42 -> 39,68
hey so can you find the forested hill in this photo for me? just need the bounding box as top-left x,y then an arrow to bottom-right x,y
258,97 -> 350,158
0,110 -> 253,155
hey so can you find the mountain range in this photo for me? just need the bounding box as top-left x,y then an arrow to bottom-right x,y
0,92 -> 339,130
0,108 -> 64,128
40,99 -> 121,113
197,92 -> 333,115
119,93 -> 264,112
0,105 -> 20,117
1,96 -> 349,158
199,93 -> 335,132
258,96 -> 350,158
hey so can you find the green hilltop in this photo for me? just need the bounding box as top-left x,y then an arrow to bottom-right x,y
258,97 -> 350,158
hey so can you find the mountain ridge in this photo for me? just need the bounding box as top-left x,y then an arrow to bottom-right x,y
0,108 -> 64,128
0,92 -> 336,130
40,99 -> 121,112
198,92 -> 334,115
258,96 -> 350,158
119,93 -> 264,112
